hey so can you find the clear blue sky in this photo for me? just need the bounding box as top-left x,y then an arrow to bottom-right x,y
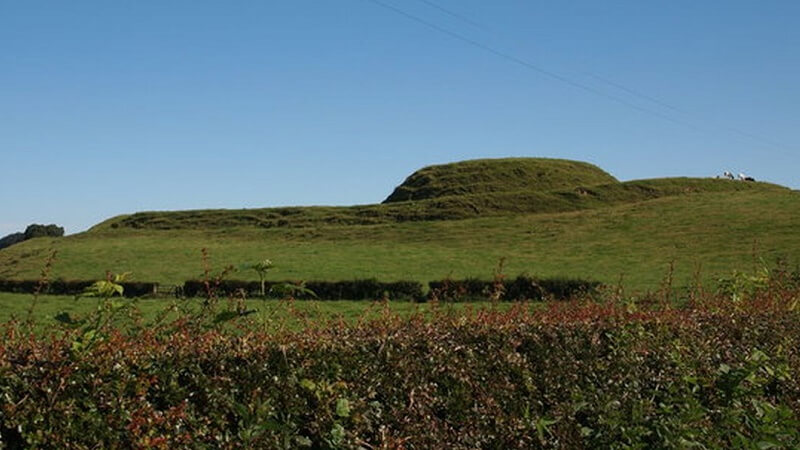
2,0 -> 798,236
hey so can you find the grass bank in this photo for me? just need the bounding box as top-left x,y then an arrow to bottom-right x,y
1,189 -> 798,292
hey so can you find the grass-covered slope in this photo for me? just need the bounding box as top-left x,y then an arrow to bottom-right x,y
89,177 -> 784,232
382,157 -> 618,202
90,157 -> 623,230
1,188 -> 798,292
1,157 -> 795,292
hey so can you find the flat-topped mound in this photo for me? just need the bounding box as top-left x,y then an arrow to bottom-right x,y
2,187 -> 798,292
79,157 -> 788,233
1,154 -> 795,292
87,178 -> 784,232
383,158 -> 618,203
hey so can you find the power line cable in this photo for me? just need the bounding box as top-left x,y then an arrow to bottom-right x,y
402,2 -> 717,128
363,0 -> 699,131
577,71 -> 789,151
416,0 -> 681,113
364,0 -> 795,154
592,71 -> 790,152
578,71 -> 681,113
414,0 -> 487,31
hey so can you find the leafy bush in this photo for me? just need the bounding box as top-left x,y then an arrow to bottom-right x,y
0,224 -> 63,251
249,259 -> 274,296
182,279 -> 424,301
1,286 -> 799,448
0,233 -> 25,251
0,278 -> 158,297
182,279 -> 260,298
23,224 -> 64,240
304,279 -> 424,301
2,265 -> 799,448
428,275 -> 600,302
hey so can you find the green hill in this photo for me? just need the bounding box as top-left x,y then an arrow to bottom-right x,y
89,157 -> 783,232
0,158 -> 796,293
383,157 -> 618,202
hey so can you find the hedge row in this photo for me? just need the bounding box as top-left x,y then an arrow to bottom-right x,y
2,293 -> 799,448
428,275 -> 601,301
0,279 -> 159,298
0,276 -> 600,301
182,279 -> 425,301
182,276 -> 600,301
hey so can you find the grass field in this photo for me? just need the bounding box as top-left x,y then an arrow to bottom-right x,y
87,177 -> 782,231
2,157 -> 799,447
1,158 -> 798,296
0,292 -> 517,331
1,188 -> 798,293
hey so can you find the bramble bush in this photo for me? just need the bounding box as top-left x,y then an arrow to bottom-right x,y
1,269 -> 800,448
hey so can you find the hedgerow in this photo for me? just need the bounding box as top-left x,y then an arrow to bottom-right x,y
180,276 -> 596,302
182,279 -> 425,301
1,274 -> 799,448
428,275 -> 600,302
0,279 -> 159,297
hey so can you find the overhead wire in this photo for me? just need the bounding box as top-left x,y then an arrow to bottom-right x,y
414,0 -> 487,31
412,0 -> 683,114
365,0 -> 794,154
364,0 -> 699,130
413,0 -> 682,113
578,72 -> 681,113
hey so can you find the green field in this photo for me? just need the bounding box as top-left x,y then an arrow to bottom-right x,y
1,159 -> 798,295
1,189 -> 797,292
3,158 -> 800,448
0,292 -> 515,333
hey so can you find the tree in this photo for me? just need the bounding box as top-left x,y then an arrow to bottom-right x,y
24,224 -> 64,239
0,232 -> 25,251
0,223 -> 64,251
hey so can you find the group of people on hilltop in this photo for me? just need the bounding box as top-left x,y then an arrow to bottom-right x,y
719,170 -> 755,182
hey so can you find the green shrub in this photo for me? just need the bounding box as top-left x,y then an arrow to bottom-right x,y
0,233 -> 25,251
0,279 -> 158,297
182,279 -> 424,301
0,224 -> 63,251
23,224 -> 64,240
1,281 -> 799,448
428,275 -> 600,302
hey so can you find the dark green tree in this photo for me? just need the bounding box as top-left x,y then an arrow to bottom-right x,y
0,232 -> 25,250
24,224 -> 64,239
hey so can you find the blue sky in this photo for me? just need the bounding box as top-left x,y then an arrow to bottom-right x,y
2,0 -> 798,236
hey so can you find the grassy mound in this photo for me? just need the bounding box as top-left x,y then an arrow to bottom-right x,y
1,157 -> 794,292
1,188 -> 798,292
88,177 -> 784,232
86,157 -> 784,232
383,157 -> 618,202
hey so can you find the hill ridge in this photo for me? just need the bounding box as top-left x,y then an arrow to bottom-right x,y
81,158 -> 789,232
383,157 -> 617,203
89,178 -> 785,232
0,156 -> 796,292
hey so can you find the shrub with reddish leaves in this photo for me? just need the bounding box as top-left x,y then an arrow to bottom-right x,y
1,277 -> 800,448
